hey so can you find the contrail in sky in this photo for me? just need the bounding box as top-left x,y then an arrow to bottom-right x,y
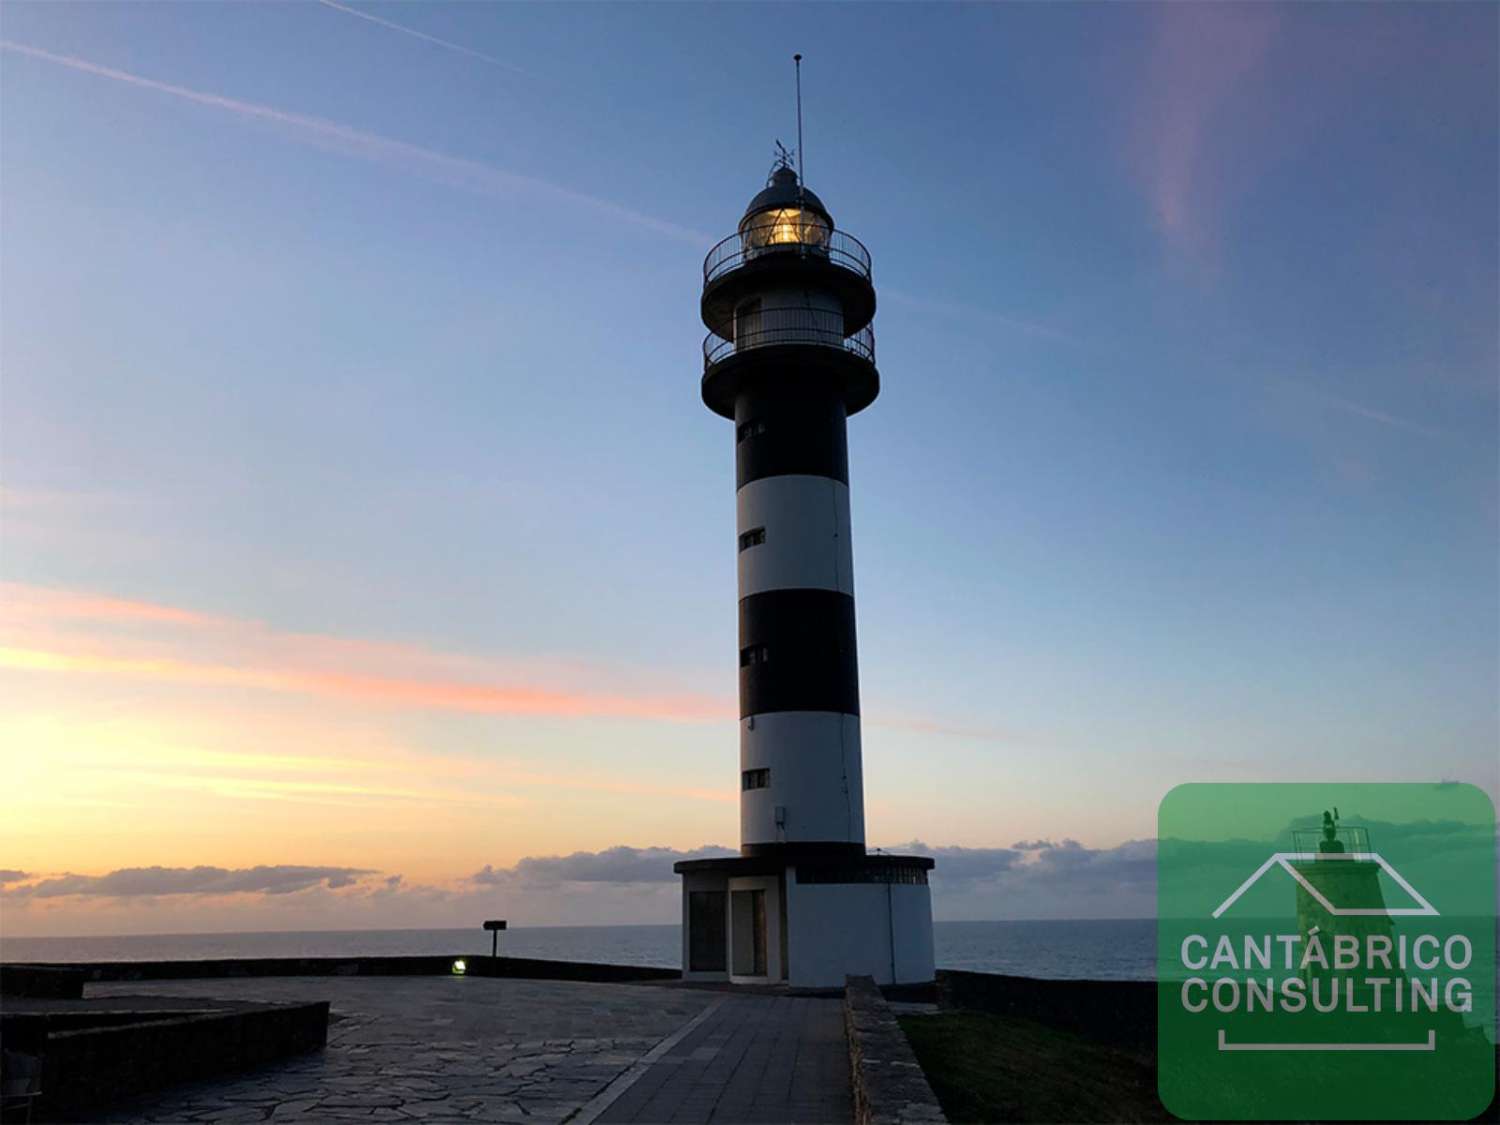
316,0 -> 532,77
0,39 -> 702,244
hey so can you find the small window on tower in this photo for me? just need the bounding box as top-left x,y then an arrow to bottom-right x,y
737,419 -> 766,443
741,768 -> 770,791
739,645 -> 769,667
738,527 -> 766,551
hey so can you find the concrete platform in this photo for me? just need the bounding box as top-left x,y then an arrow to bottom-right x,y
85,976 -> 853,1123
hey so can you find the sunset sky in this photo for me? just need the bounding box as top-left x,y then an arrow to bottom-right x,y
2,2 -> 1495,937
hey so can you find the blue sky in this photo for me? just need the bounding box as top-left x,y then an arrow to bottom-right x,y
1,2 -> 1495,933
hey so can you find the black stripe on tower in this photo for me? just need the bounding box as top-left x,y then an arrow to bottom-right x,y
738,589 -> 859,718
735,383 -> 848,489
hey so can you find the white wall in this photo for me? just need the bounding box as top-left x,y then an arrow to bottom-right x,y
783,874 -> 935,989
740,712 -> 864,846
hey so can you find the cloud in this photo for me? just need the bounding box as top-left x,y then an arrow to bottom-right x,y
869,713 -> 1055,748
0,581 -> 731,725
0,40 -> 703,245
1128,5 -> 1279,258
0,870 -> 30,886
467,838 -> 1158,919
1290,384 -> 1444,440
885,842 -> 1022,881
3,865 -> 376,900
882,288 -> 1078,346
316,0 -> 531,75
0,583 -> 221,627
461,837 -> 1162,920
472,844 -> 737,887
1,643 -> 730,723
892,837 -> 1158,919
1,839 -> 1166,932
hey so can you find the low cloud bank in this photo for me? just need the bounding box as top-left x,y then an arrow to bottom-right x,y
10,812 -> 1491,937
4,864 -> 374,899
464,838 -> 1159,919
472,845 -> 737,887
1,840 -> 1161,931
891,838 -> 1158,919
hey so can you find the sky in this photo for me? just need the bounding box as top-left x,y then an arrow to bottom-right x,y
1,2 -> 1495,937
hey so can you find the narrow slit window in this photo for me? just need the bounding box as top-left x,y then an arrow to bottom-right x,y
739,645 -> 769,667
741,768 -> 770,791
738,527 -> 766,551
737,419 -> 766,443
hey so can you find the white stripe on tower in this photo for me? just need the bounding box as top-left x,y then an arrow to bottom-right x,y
741,711 -> 864,846
736,475 -> 854,598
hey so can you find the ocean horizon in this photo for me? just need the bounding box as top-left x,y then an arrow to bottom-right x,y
1,918 -> 1156,981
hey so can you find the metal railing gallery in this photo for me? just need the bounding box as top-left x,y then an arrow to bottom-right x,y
703,226 -> 872,286
703,307 -> 875,371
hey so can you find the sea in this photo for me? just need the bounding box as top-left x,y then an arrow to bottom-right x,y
0,919 -> 1155,980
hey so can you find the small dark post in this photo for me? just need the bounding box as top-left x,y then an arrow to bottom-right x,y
483,919 -> 507,958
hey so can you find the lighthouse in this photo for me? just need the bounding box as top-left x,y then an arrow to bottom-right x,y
674,153 -> 936,988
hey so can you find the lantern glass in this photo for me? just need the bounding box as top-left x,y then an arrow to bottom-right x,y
740,208 -> 830,251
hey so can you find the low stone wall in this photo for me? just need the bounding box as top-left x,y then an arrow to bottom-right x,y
26,1001 -> 328,1122
0,965 -> 85,999
844,975 -> 947,1125
936,969 -> 1154,1049
467,956 -> 679,984
16,955 -> 678,985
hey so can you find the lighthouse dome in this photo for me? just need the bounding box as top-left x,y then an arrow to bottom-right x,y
738,165 -> 832,250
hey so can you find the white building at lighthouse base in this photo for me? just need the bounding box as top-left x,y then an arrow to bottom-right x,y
674,854 -> 935,989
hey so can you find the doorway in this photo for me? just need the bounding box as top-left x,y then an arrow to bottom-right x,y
731,888 -> 767,977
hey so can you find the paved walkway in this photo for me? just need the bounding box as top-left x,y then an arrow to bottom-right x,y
593,994 -> 850,1124
85,977 -> 852,1124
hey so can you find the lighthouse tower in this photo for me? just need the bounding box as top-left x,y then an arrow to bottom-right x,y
674,155 -> 936,988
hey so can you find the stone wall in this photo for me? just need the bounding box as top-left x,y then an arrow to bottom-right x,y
0,965 -> 85,998
18,955 -> 678,985
28,1002 -> 328,1122
843,974 -> 947,1125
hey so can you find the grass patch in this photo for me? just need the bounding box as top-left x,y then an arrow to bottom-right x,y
898,1010 -> 1170,1124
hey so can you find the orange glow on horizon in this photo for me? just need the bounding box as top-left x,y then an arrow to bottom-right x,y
0,582 -> 742,914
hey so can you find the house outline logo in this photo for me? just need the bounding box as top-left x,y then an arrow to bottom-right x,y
1203,851 -> 1443,1053
1211,851 -> 1439,919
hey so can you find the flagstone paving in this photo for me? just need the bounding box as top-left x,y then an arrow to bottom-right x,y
87,976 -> 853,1124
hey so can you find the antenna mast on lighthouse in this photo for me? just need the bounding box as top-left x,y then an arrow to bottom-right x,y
793,53 -> 805,197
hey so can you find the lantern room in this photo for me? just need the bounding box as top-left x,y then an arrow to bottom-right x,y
738,165 -> 833,250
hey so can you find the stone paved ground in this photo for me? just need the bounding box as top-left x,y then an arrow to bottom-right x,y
594,995 -> 850,1125
86,978 -> 852,1124
90,976 -> 713,1123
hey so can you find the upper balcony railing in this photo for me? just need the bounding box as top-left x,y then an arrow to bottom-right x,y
703,307 -> 874,372
704,225 -> 872,287
1291,826 -> 1372,857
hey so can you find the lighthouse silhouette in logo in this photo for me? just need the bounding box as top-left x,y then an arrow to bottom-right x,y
673,122 -> 937,986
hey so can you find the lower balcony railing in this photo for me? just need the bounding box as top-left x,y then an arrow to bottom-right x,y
703,310 -> 874,371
